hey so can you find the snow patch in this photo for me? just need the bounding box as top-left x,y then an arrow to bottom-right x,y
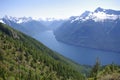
16,17 -> 32,23
71,11 -> 120,23
0,19 -> 5,24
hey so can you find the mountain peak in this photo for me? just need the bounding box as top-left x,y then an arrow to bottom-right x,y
3,15 -> 15,20
94,7 -> 104,12
70,7 -> 120,23
94,7 -> 120,15
80,11 -> 91,18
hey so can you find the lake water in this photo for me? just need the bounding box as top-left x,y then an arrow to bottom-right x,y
33,30 -> 120,65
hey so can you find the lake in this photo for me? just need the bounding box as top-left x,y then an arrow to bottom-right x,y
33,30 -> 120,65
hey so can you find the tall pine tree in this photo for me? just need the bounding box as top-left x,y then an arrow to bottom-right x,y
90,57 -> 100,80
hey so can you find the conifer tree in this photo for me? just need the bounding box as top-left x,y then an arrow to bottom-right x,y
90,58 -> 100,80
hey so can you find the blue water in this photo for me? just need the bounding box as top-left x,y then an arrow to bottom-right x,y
33,30 -> 120,65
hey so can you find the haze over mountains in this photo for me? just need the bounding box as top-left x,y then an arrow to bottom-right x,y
0,7 -> 120,53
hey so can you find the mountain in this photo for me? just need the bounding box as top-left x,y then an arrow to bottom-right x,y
0,16 -> 67,36
0,16 -> 33,23
40,19 -> 66,30
20,20 -> 48,36
94,7 -> 120,15
54,7 -> 120,52
0,16 -> 29,35
0,22 -> 86,80
0,16 -> 48,36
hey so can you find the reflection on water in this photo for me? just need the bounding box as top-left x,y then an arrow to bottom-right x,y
33,30 -> 120,65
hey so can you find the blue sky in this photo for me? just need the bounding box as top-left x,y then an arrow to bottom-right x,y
0,0 -> 120,19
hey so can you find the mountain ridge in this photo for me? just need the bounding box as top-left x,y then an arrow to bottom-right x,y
70,7 -> 120,23
54,7 -> 120,53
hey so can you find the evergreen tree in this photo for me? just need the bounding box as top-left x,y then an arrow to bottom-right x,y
90,58 -> 100,80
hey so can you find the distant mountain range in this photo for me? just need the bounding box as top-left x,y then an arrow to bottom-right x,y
1,7 -> 120,52
0,16 -> 65,36
0,16 -> 46,36
54,7 -> 120,52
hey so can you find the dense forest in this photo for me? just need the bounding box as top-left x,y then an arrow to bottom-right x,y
0,22 -> 120,80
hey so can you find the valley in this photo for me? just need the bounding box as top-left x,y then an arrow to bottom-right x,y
1,7 -> 120,65
33,30 -> 120,65
0,6 -> 120,80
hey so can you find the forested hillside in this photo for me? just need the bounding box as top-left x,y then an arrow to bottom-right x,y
0,23 -> 85,80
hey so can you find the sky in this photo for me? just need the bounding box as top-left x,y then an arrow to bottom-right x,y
0,0 -> 120,19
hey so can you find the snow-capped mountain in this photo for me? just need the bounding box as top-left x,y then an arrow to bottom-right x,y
1,15 -> 33,24
0,16 -> 31,35
0,15 -> 66,31
54,7 -> 120,52
0,15 -> 48,36
0,19 -> 5,24
0,15 -> 66,36
16,17 -> 33,23
71,7 -> 120,23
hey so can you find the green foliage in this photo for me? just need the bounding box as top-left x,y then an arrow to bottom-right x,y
89,58 -> 100,80
88,59 -> 120,80
97,64 -> 120,80
0,23 -> 85,80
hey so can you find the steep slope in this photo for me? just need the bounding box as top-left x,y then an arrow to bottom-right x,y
20,20 -> 48,36
40,19 -> 66,30
0,23 -> 85,80
54,7 -> 120,52
1,16 -> 29,35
